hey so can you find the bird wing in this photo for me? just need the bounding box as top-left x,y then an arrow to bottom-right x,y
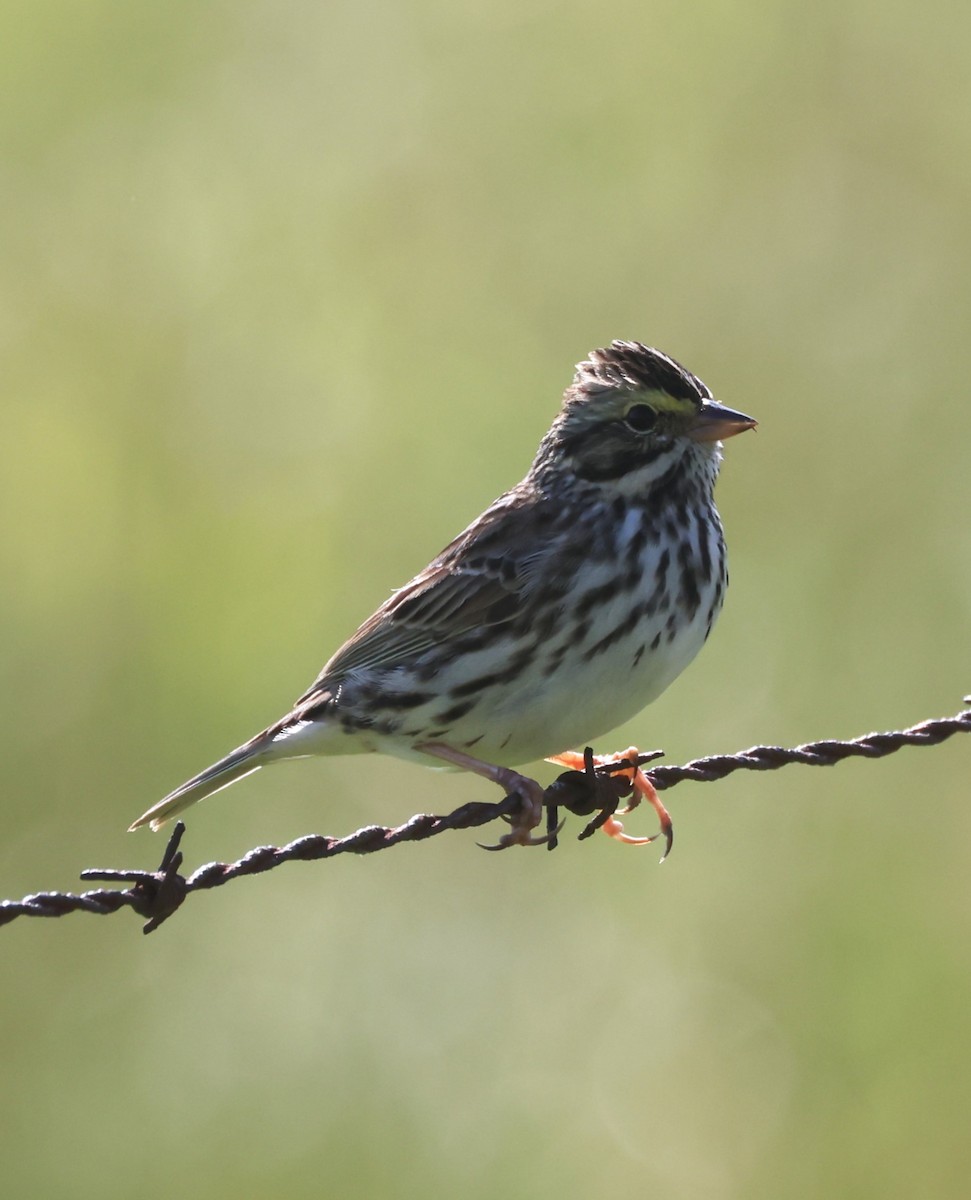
292,493 -> 554,710
312,563 -> 519,682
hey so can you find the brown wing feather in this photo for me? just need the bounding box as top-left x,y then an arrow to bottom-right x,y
306,565 -> 517,686
292,492 -> 549,709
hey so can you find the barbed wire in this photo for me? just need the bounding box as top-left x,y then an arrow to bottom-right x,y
3,701 -> 969,935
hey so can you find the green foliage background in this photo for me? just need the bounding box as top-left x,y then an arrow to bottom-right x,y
3,3 -> 971,1197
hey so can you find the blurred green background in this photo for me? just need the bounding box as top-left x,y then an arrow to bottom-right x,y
3,1 -> 971,1196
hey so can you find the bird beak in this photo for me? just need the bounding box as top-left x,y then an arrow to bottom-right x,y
688,401 -> 758,443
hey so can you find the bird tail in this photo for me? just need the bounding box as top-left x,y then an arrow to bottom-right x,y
128,729 -> 276,832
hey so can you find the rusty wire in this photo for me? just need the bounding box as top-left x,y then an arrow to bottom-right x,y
2,702 -> 969,935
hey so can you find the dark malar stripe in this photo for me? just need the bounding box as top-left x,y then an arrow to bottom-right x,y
573,441 -> 671,482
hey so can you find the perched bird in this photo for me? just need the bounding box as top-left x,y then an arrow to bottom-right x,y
130,341 -> 756,848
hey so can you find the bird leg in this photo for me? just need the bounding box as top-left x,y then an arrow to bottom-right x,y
547,746 -> 673,859
418,742 -> 553,850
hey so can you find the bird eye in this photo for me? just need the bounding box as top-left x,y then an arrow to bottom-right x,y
624,404 -> 657,433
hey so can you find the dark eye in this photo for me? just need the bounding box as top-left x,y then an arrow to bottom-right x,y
624,404 -> 657,433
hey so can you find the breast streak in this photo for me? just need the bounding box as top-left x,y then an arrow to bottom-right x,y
463,534 -> 719,765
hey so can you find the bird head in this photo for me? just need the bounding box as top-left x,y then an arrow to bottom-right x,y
539,341 -> 756,490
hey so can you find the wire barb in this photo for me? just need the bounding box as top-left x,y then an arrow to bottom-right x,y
2,702 -> 969,934
79,821 -> 189,933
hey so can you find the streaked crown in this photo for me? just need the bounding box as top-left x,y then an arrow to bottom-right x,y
567,341 -> 711,411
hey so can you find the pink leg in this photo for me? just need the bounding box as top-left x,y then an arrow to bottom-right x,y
418,742 -> 551,849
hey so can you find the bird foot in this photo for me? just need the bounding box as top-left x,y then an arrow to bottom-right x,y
547,745 -> 673,860
477,782 -> 561,849
476,772 -> 558,851
417,741 -> 556,850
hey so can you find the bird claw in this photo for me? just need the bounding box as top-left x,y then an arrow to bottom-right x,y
476,820 -> 564,852
475,773 -> 554,851
420,738 -> 670,854
601,813 -> 674,861
477,807 -> 564,851
601,815 -> 657,844
418,742 -> 554,851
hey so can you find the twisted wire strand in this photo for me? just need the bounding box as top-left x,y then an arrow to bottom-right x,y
2,703 -> 969,934
648,705 -> 971,789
